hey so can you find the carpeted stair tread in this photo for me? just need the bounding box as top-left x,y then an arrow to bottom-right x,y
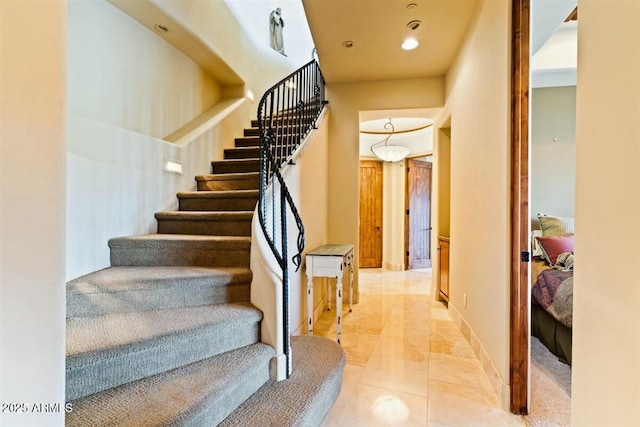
224,147 -> 260,159
67,343 -> 275,427
243,128 -> 305,137
67,266 -> 252,317
155,211 -> 253,236
195,172 -> 259,191
177,190 -> 259,199
109,234 -> 251,267
195,172 -> 259,182
211,159 -> 260,174
220,335 -> 346,427
66,303 -> 262,401
177,190 -> 258,211
155,211 -> 253,220
234,136 -> 261,147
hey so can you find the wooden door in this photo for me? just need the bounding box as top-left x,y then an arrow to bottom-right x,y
405,159 -> 432,269
438,238 -> 450,301
359,160 -> 383,268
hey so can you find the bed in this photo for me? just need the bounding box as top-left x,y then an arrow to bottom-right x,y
531,258 -> 573,365
530,214 -> 575,365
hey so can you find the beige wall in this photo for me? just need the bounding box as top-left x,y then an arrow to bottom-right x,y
572,1 -> 640,424
326,77 -> 445,298
0,1 -> 66,425
152,0 -> 296,102
382,161 -> 406,271
435,0 -> 512,396
531,86 -> 576,227
68,0 -> 222,139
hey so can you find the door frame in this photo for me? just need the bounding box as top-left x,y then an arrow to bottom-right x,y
510,0 -> 530,415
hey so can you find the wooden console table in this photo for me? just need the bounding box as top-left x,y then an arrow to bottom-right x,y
305,244 -> 354,344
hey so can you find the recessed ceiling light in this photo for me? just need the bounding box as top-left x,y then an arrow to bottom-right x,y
154,24 -> 170,33
406,3 -> 418,12
407,20 -> 422,31
342,40 -> 355,48
402,38 -> 419,50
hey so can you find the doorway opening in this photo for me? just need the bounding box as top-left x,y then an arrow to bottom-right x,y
357,109 -> 438,272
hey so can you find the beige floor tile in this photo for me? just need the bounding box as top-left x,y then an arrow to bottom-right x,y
339,332 -> 379,366
428,380 -> 524,427
359,353 -> 429,397
428,352 -> 493,390
381,321 -> 430,341
429,320 -> 476,359
371,334 -> 430,363
430,307 -> 451,321
429,333 -> 476,359
387,307 -> 431,326
394,295 -> 432,311
430,319 -> 462,335
321,268 -> 520,427
321,364 -> 364,427
337,383 -> 429,427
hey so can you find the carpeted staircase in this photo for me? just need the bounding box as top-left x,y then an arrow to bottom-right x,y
65,120 -> 345,426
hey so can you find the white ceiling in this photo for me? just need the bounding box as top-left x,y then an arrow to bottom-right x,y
302,0 -> 578,157
302,0 -> 480,83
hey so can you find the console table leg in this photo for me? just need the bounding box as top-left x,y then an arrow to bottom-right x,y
306,270 -> 314,336
336,271 -> 344,345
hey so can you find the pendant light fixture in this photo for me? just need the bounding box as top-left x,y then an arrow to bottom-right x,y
369,119 -> 411,162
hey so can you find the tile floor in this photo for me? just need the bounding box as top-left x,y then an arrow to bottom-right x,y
315,268 -> 524,427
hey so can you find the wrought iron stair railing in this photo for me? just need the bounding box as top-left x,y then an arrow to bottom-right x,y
257,59 -> 327,378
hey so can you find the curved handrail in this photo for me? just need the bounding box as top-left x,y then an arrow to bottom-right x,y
256,60 -> 326,378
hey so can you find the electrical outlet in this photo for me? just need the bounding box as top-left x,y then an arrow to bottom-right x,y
463,294 -> 468,307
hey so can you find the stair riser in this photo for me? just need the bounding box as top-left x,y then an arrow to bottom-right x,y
197,177 -> 259,191
234,138 -> 261,147
157,219 -> 251,236
179,198 -> 258,211
68,282 -> 251,318
251,115 -> 319,128
110,246 -> 250,268
243,128 -> 305,137
66,319 -> 261,401
212,161 -> 259,174
224,148 -> 260,159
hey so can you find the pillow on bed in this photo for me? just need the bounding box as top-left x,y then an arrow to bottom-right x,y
531,229 -> 544,257
536,235 -> 574,265
538,213 -> 574,236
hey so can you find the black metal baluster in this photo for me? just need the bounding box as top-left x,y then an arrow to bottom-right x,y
256,61 -> 325,379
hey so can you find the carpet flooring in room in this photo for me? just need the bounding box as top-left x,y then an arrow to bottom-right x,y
525,337 -> 572,427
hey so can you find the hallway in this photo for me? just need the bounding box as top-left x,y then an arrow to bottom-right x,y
316,269 -> 523,426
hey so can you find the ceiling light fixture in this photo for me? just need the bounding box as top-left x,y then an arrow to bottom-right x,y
402,38 -> 419,50
342,40 -> 355,48
407,20 -> 422,31
370,119 -> 411,162
154,24 -> 170,33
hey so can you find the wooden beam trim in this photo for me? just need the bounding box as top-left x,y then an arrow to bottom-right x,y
510,0 -> 530,415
